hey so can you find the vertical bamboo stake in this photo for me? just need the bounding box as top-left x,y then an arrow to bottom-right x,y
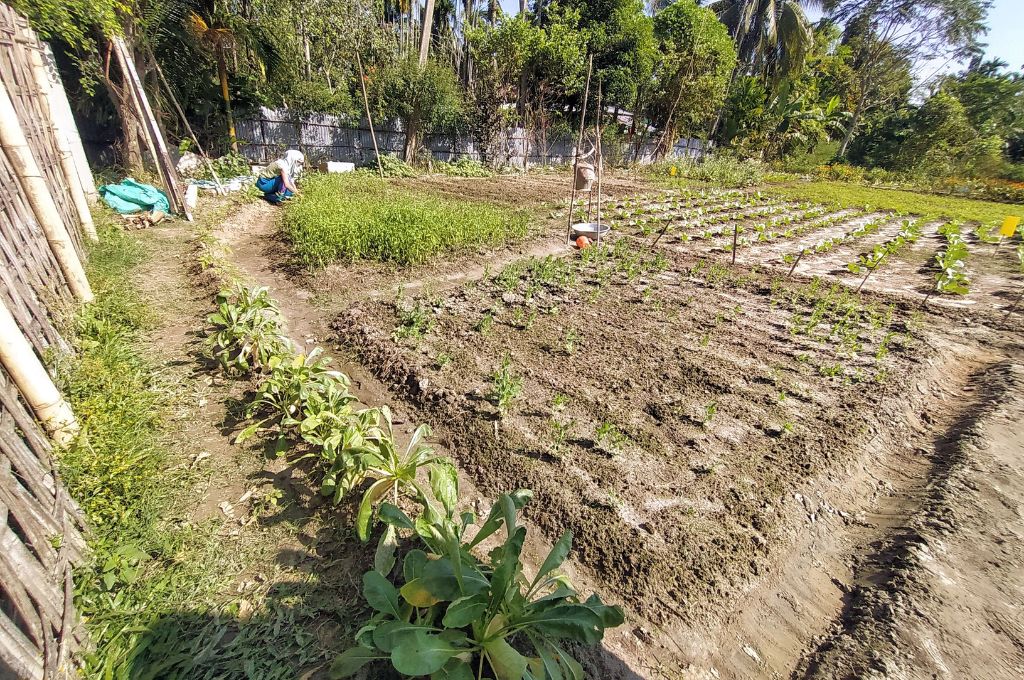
0,297 -> 79,444
595,80 -> 603,248
40,43 -> 97,203
356,52 -> 385,181
0,78 -> 93,303
150,49 -> 223,192
731,222 -> 738,264
566,55 -> 594,245
26,39 -> 97,241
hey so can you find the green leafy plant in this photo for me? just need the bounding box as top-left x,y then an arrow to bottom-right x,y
395,298 -> 435,340
595,421 -> 627,454
236,348 -> 344,445
934,221 -> 970,295
331,491 -> 624,679
701,400 -> 717,426
206,285 -> 289,373
488,356 -> 523,415
350,407 -> 455,544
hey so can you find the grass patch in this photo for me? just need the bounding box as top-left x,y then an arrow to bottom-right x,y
281,173 -> 529,267
768,180 -> 1023,225
54,216 -> 348,677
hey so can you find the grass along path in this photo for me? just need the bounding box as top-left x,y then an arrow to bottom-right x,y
55,205 -> 359,678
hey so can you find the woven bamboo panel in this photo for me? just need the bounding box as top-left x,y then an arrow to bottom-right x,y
0,4 -> 84,257
0,143 -> 72,359
0,6 -> 89,678
0,363 -> 85,680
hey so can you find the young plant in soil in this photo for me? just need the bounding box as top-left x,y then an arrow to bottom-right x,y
488,355 -> 523,415
394,298 -> 435,341
701,400 -> 718,426
332,491 -> 624,679
596,421 -> 627,455
206,285 -> 289,373
934,221 -> 970,295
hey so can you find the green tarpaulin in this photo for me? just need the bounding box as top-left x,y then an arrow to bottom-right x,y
98,178 -> 171,214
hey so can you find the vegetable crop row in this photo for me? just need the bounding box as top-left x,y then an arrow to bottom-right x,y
206,285 -> 623,678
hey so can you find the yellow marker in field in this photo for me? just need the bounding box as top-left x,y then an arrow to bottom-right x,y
1001,216 -> 1021,238
670,166 -> 677,177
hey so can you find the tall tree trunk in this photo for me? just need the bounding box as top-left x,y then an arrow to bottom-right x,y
462,0 -> 474,88
404,118 -> 419,163
488,0 -> 498,24
519,0 -> 527,14
419,0 -> 436,66
838,89 -> 867,157
216,46 -> 238,154
301,17 -> 312,78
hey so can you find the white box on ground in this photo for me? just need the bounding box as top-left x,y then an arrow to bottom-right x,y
325,161 -> 355,173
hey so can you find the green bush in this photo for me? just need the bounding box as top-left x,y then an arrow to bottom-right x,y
377,154 -> 418,178
655,153 -> 766,187
282,173 -> 529,267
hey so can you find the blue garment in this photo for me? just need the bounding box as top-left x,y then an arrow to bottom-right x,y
255,176 -> 293,204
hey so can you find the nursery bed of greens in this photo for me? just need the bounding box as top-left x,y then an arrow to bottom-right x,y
282,173 -> 530,268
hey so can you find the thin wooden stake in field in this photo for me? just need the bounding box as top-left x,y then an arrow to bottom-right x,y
730,222 -> 738,265
856,253 -> 886,293
787,250 -> 804,278
566,54 -> 594,245
356,52 -> 384,182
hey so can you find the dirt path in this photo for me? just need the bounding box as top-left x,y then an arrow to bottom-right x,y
796,360 -> 1024,679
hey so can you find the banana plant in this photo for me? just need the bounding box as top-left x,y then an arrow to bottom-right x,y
331,491 -> 624,680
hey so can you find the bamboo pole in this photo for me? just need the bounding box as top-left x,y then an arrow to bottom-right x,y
595,80 -> 603,248
149,48 -> 224,192
26,39 -> 97,242
0,297 -> 79,445
111,37 -> 188,218
356,52 -> 385,181
566,54 -> 594,245
0,79 -> 93,303
40,43 -> 97,203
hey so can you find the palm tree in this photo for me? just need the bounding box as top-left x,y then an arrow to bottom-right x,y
184,2 -> 279,154
709,0 -> 820,81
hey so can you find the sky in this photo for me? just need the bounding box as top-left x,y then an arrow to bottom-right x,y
498,0 -> 1024,72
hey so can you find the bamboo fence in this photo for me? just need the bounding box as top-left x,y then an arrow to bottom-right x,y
0,4 -> 93,679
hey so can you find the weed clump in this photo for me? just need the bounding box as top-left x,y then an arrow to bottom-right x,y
282,173 -> 529,267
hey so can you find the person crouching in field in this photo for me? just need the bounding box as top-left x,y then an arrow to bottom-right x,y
256,150 -> 303,204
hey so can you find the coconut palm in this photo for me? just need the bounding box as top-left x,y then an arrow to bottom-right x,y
709,0 -> 820,81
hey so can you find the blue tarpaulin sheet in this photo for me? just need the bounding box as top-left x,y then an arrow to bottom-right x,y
98,179 -> 171,214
